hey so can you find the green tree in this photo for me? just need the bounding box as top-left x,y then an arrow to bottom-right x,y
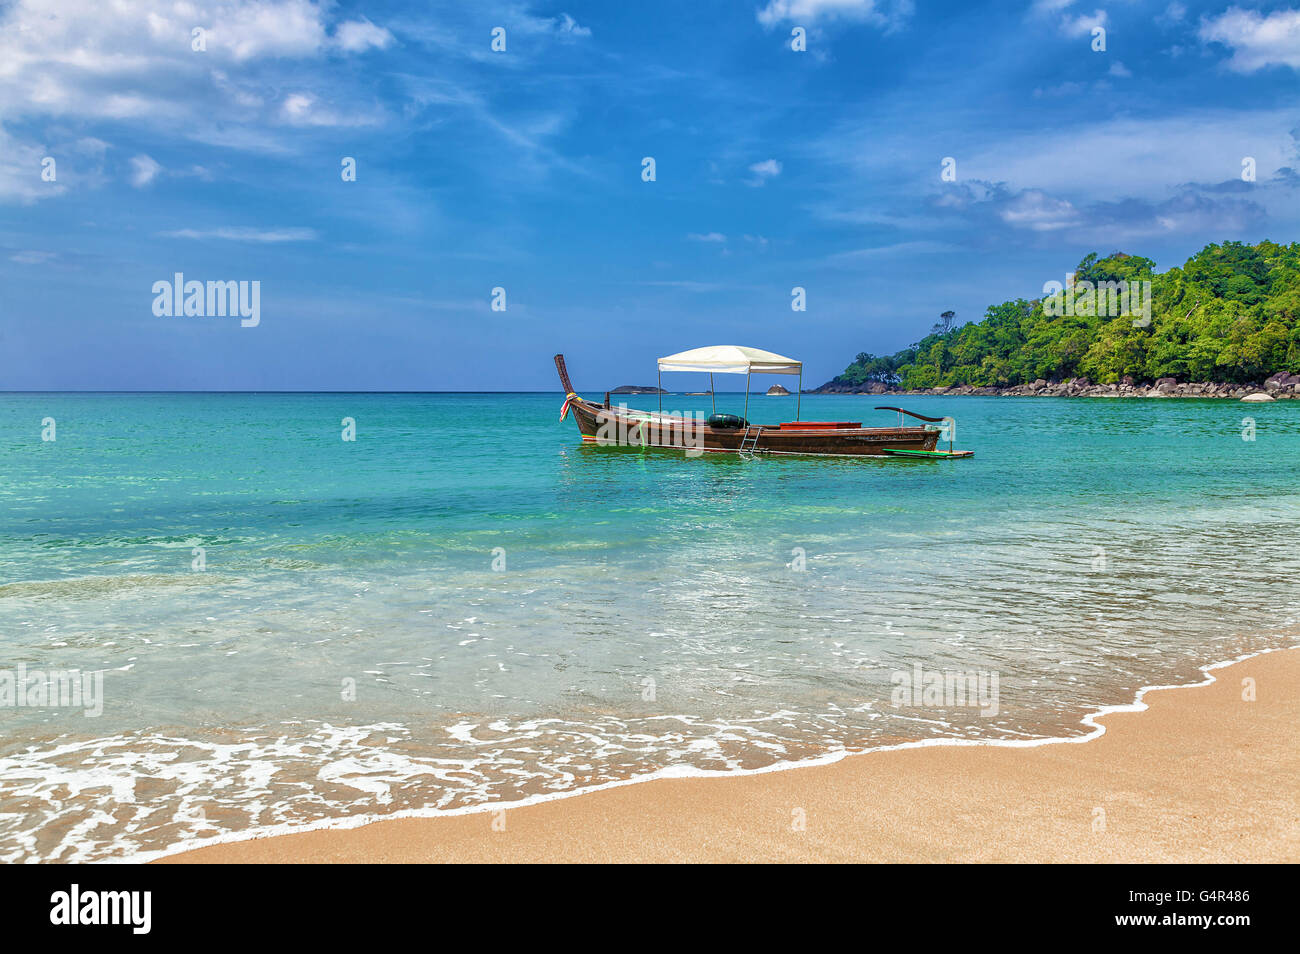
823,240 -> 1300,389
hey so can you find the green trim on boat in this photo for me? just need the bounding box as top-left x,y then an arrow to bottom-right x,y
883,448 -> 974,459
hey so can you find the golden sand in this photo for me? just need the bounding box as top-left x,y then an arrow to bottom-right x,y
160,647 -> 1300,863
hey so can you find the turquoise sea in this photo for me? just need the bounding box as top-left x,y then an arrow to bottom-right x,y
2,392 -> 1298,862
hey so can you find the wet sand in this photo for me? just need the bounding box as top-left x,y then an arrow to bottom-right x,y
159,647 -> 1300,863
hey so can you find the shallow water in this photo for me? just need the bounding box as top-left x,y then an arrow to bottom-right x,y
1,392 -> 1297,861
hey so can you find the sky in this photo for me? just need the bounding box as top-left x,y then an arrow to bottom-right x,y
1,0 -> 1298,391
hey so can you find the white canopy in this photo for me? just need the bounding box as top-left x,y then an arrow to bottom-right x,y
657,345 -> 802,376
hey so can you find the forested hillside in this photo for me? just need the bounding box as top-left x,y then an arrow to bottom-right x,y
826,241 -> 1300,389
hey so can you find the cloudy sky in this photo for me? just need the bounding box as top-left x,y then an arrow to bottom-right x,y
1,0 -> 1297,390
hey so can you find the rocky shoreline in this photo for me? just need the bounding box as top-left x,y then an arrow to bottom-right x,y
813,371 -> 1300,400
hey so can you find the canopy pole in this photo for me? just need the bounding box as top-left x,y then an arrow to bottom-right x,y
743,369 -> 751,422
658,369 -> 662,413
710,374 -> 715,415
796,368 -> 802,420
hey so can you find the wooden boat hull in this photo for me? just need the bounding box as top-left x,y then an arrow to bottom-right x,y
563,397 -> 940,457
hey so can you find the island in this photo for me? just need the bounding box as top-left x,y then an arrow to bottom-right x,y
609,385 -> 668,395
815,240 -> 1300,399
765,384 -> 791,396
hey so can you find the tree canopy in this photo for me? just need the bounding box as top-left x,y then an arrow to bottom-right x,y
828,241 -> 1300,389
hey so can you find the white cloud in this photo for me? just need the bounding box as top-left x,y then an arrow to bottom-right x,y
10,250 -> 59,265
1031,0 -> 1078,14
687,232 -> 727,242
1108,61 -> 1131,77
505,11 -> 592,39
279,92 -> 381,127
74,137 -> 110,157
0,126 -> 116,201
757,0 -> 912,29
160,227 -> 319,242
951,110 -> 1297,198
1030,0 -> 1109,39
1061,9 -> 1108,38
0,128 -> 62,202
747,158 -> 783,186
0,0 -> 393,131
203,0 -> 328,60
1145,192 -> 1261,235
998,190 -> 1079,231
556,14 -> 592,37
0,0 -> 584,200
827,240 -> 956,264
333,18 -> 394,53
1033,80 -> 1087,97
128,154 -> 162,187
282,93 -> 315,123
807,106 -> 1299,236
1159,2 -> 1186,26
1200,8 -> 1300,72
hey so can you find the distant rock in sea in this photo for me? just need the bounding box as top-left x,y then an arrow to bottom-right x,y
610,385 -> 668,394
765,384 -> 791,396
1241,393 -> 1275,402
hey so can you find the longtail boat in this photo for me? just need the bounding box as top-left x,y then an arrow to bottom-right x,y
555,348 -> 973,458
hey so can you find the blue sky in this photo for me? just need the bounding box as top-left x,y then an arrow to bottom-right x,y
1,0 -> 1298,390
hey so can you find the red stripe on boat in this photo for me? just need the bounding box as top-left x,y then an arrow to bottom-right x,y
777,421 -> 862,430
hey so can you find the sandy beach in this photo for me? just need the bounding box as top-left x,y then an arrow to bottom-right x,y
160,647 -> 1300,864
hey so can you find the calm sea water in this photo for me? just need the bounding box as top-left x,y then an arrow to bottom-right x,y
2,392 -> 1298,861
